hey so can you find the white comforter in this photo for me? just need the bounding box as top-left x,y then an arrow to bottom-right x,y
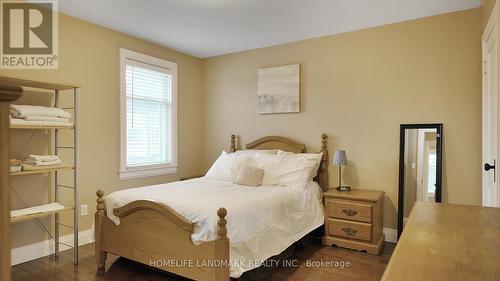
105,177 -> 324,278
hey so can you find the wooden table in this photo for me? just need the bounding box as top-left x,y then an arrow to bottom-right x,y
381,202 -> 500,281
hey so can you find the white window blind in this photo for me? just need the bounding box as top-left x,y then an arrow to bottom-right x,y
125,61 -> 172,167
119,49 -> 177,180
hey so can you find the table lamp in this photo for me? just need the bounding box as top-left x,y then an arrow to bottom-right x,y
332,149 -> 350,191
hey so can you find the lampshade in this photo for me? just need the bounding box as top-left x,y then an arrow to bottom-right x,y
332,150 -> 348,166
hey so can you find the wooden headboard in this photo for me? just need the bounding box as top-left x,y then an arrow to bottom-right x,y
229,134 -> 329,191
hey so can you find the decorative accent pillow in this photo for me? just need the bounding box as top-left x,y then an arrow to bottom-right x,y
233,165 -> 265,187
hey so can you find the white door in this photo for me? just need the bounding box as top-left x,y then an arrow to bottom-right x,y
482,5 -> 500,208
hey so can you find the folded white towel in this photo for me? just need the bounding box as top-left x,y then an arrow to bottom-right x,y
10,104 -> 71,119
24,159 -> 62,166
10,166 -> 22,173
10,118 -> 74,127
27,154 -> 60,162
24,116 -> 69,123
22,162 -> 67,171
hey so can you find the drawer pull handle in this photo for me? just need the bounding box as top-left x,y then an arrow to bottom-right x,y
342,227 -> 357,236
342,208 -> 358,216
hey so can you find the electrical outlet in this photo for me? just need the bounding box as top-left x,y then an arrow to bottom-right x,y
80,204 -> 88,216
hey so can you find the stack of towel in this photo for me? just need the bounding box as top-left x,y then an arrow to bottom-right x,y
9,159 -> 22,173
10,105 -> 71,124
24,154 -> 61,166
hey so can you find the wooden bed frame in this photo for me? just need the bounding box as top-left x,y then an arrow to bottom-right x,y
95,134 -> 329,281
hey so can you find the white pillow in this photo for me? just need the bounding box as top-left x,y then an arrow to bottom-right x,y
233,165 -> 265,187
246,152 -> 323,187
250,154 -> 282,185
277,150 -> 323,181
276,156 -> 318,188
205,151 -> 252,182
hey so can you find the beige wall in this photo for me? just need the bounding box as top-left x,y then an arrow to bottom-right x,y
1,14 -> 204,247
202,8 -> 483,229
2,7 -> 484,248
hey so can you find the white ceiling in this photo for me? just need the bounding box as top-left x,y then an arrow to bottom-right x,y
59,0 -> 481,58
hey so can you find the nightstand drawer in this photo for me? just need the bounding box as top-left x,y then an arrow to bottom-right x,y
327,200 -> 372,223
328,218 -> 372,241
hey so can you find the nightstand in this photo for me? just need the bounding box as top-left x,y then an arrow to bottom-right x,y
322,188 -> 385,255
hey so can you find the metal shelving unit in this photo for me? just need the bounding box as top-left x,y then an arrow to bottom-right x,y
2,76 -> 80,264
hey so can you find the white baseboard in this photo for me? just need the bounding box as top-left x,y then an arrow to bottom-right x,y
11,228 -> 94,266
383,228 -> 398,243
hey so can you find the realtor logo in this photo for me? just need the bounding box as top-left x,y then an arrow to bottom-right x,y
1,0 -> 58,69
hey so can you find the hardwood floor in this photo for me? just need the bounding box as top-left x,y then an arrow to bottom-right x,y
12,241 -> 394,281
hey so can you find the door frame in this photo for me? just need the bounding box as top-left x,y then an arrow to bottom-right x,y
482,1 -> 500,207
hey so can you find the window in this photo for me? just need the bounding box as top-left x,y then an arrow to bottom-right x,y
119,49 -> 177,180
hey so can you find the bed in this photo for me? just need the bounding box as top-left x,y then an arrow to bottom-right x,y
95,134 -> 329,280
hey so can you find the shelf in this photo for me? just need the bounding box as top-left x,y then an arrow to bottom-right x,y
11,164 -> 73,176
5,75 -> 80,263
10,123 -> 74,129
0,76 -> 80,91
11,203 -> 72,224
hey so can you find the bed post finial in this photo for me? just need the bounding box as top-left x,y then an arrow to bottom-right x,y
321,134 -> 327,151
95,190 -> 107,271
230,135 -> 236,153
215,208 -> 230,280
319,134 -> 329,191
96,190 -> 105,214
216,208 -> 228,239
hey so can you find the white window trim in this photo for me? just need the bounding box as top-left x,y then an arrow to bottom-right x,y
119,48 -> 178,180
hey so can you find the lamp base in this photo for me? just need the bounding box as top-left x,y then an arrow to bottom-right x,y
336,185 -> 351,192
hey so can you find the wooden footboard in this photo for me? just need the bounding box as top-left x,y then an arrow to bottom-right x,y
95,190 -> 230,281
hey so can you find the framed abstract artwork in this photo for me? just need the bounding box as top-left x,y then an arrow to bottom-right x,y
258,64 -> 300,114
